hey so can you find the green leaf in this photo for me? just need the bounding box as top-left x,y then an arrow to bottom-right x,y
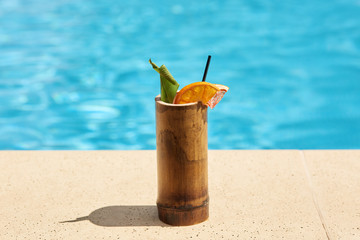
149,59 -> 179,103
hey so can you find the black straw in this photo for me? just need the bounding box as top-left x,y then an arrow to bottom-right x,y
202,55 -> 211,82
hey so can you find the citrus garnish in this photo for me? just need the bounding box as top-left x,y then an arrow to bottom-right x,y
212,84 -> 229,92
207,84 -> 229,109
173,82 -> 220,105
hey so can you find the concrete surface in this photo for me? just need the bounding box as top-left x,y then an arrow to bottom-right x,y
303,151 -> 360,240
0,150 -> 359,239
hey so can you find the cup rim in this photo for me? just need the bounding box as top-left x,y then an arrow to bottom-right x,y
155,95 -> 201,107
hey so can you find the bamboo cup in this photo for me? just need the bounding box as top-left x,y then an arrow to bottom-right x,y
155,96 -> 209,226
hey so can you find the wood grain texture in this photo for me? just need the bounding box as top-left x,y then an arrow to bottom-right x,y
155,97 -> 209,226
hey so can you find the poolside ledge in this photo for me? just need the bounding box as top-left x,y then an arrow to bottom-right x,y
1,150 -> 359,239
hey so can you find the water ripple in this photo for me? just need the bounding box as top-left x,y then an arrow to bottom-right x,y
0,0 -> 359,149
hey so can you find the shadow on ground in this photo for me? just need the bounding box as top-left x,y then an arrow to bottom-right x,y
60,205 -> 169,227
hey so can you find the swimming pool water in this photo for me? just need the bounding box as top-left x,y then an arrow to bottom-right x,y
1,0 -> 360,149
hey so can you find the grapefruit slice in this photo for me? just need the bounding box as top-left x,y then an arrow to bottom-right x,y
207,84 -> 229,109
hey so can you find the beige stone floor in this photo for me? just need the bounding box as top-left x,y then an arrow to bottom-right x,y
0,150 -> 359,239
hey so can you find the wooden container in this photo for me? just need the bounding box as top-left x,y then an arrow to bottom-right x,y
155,96 -> 209,226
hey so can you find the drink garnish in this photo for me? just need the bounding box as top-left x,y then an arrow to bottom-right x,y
149,59 -> 179,103
173,82 -> 219,105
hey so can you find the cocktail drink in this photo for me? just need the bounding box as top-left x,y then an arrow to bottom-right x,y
155,99 -> 208,226
150,59 -> 228,226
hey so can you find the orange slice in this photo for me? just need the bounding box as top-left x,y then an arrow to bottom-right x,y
173,82 -> 219,105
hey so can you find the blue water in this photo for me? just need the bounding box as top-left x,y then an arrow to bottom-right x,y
1,0 -> 360,149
